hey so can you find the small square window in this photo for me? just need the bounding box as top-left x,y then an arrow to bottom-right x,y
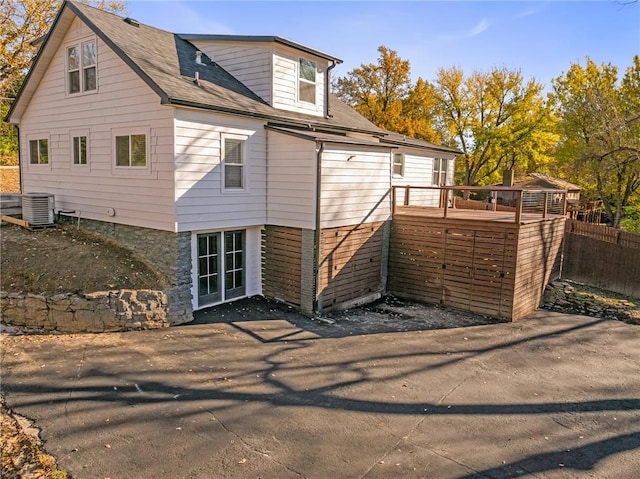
29,139 -> 48,165
115,134 -> 146,167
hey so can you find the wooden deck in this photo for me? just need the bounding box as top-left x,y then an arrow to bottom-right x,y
388,202 -> 567,321
395,205 -> 565,225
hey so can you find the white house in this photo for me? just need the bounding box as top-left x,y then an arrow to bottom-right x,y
6,1 -> 458,323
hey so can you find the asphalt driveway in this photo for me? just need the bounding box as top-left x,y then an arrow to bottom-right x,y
1,309 -> 639,478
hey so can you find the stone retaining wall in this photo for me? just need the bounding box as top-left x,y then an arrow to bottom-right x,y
1,290 -> 171,333
57,217 -> 194,325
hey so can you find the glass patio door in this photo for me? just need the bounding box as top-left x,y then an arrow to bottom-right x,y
197,230 -> 245,307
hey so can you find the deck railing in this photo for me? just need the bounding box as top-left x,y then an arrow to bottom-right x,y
391,185 -> 568,224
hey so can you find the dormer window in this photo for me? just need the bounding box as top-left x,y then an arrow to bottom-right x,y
298,58 -> 316,104
67,40 -> 96,94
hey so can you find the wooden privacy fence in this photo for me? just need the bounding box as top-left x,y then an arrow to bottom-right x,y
562,220 -> 640,297
565,219 -> 640,249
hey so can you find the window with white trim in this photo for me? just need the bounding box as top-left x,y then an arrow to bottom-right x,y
72,135 -> 88,165
223,137 -> 245,190
432,158 -> 448,186
115,134 -> 147,167
298,58 -> 316,104
67,39 -> 96,94
392,153 -> 404,177
29,139 -> 49,165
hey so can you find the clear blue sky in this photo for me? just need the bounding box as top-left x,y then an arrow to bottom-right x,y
127,1 -> 640,90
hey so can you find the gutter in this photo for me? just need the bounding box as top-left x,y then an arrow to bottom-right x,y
313,141 -> 325,315
325,60 -> 338,118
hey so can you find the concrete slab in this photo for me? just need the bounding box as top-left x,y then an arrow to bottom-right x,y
1,310 -> 639,479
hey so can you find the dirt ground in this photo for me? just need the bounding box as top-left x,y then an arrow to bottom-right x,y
0,222 -> 167,294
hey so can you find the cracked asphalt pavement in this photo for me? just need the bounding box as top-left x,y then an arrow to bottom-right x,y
1,309 -> 639,478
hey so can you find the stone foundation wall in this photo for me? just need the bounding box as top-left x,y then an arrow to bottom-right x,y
1,290 -> 170,333
58,217 -> 193,325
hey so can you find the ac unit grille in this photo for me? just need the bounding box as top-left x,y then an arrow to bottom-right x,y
22,193 -> 55,226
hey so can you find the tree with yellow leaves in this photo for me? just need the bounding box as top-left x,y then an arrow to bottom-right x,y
433,66 -> 557,187
333,46 -> 441,143
552,56 -> 640,228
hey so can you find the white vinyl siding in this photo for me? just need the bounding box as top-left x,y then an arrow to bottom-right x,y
190,225 -> 262,311
320,146 -> 392,229
187,41 -> 272,103
392,152 -> 456,207
19,17 -> 176,231
174,109 -> 267,232
266,131 -> 316,229
272,46 -> 325,116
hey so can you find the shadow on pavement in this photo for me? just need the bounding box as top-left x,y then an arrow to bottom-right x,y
188,295 -> 507,342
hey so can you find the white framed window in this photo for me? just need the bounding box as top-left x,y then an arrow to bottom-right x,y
29,138 -> 49,165
115,133 -> 147,167
71,133 -> 89,166
298,58 -> 316,104
432,158 -> 448,186
222,135 -> 247,191
67,39 -> 96,95
392,153 -> 404,177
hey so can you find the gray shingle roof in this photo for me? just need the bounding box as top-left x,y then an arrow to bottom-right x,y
9,0 -> 458,155
65,1 -> 386,133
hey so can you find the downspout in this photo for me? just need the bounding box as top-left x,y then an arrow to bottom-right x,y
325,61 -> 338,118
16,125 -> 23,194
313,141 -> 325,314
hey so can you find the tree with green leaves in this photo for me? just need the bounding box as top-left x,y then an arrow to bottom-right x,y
552,56 -> 640,228
433,66 -> 557,187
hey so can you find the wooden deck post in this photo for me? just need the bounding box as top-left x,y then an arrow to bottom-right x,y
542,192 -> 548,218
562,193 -> 568,216
391,186 -> 396,217
515,191 -> 522,224
404,186 -> 410,206
443,188 -> 449,219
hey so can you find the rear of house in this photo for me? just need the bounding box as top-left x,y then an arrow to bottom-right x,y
6,1 -> 458,323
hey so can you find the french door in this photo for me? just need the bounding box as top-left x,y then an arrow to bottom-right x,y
197,230 -> 245,307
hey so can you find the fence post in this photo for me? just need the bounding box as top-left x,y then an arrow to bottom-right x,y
515,191 -> 522,224
542,192 -> 548,218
